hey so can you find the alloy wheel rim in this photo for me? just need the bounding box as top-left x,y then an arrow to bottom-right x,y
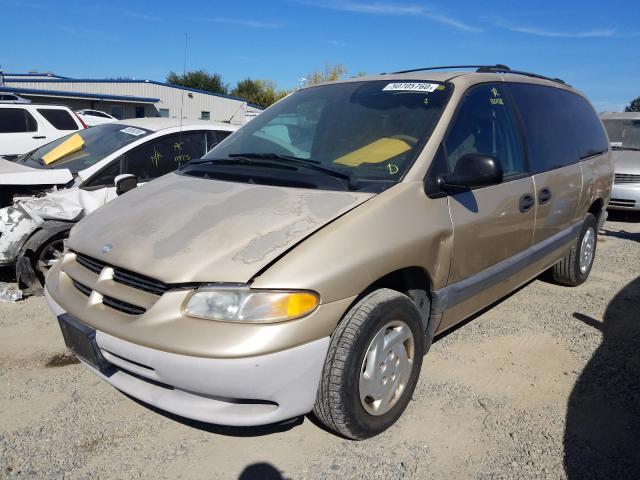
579,227 -> 595,274
359,320 -> 415,416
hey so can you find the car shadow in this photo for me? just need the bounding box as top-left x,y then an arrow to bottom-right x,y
238,463 -> 286,480
601,226 -> 640,243
564,276 -> 640,478
606,210 -> 640,223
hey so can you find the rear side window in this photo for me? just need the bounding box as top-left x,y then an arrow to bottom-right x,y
0,108 -> 38,133
508,84 -> 608,173
124,131 -> 206,181
37,108 -> 79,130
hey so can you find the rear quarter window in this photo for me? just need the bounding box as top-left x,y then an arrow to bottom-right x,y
508,84 -> 608,173
0,108 -> 38,133
37,108 -> 79,130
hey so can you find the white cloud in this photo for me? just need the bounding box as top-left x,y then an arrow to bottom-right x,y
296,0 -> 481,32
203,17 -> 283,29
492,18 -> 616,38
123,11 -> 162,22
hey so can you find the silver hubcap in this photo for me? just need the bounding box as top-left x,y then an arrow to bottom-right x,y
359,320 -> 415,416
579,227 -> 595,274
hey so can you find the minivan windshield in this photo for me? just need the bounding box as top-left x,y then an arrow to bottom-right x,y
18,123 -> 152,173
189,80 -> 452,191
602,119 -> 640,150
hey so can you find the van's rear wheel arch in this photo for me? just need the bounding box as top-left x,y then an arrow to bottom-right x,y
550,213 -> 598,286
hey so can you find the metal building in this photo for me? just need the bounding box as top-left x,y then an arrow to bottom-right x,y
1,72 -> 262,124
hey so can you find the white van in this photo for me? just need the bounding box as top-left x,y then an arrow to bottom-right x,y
0,104 -> 86,158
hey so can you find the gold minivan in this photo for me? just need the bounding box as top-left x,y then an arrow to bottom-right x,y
45,66 -> 613,439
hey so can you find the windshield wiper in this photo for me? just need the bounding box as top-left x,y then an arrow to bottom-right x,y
612,145 -> 640,152
228,153 -> 359,189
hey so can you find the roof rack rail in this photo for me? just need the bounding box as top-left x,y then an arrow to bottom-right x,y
475,65 -> 567,85
390,64 -> 510,74
389,64 -> 568,86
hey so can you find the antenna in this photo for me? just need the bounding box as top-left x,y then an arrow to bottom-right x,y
178,33 -> 188,142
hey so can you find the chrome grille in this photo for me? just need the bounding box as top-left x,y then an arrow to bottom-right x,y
614,173 -> 640,184
112,269 -> 169,295
65,251 -> 172,316
75,252 -> 169,295
70,278 -> 147,315
102,296 -> 146,316
72,280 -> 91,297
75,253 -> 104,274
609,198 -> 636,208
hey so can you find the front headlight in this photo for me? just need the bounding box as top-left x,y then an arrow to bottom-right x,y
184,287 -> 319,323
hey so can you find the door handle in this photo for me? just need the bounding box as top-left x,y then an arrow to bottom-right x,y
519,194 -> 535,213
32,135 -> 46,139
538,187 -> 552,205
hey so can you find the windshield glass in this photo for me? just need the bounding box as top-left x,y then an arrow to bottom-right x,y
602,119 -> 640,150
18,123 -> 152,173
192,80 -> 452,191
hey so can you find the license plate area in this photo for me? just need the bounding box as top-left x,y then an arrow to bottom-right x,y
58,314 -> 114,376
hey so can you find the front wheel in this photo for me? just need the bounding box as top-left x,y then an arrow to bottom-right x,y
550,213 -> 597,286
16,227 -> 70,295
313,289 -> 424,439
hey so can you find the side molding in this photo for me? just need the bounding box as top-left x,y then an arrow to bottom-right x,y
431,221 -> 583,315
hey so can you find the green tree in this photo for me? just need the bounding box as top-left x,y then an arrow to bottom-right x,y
166,70 -> 228,95
231,78 -> 288,108
625,97 -> 640,112
304,63 -> 347,86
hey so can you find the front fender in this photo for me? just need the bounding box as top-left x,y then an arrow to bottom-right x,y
0,205 -> 40,265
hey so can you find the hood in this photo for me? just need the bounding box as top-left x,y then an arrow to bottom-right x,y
612,149 -> 640,175
68,173 -> 374,283
0,158 -> 72,186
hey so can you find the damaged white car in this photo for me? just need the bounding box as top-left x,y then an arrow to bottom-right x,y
0,118 -> 238,294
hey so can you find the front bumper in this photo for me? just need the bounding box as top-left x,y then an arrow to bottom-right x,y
609,183 -> 640,211
46,287 -> 330,426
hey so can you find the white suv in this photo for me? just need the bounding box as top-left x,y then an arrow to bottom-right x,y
0,104 -> 86,158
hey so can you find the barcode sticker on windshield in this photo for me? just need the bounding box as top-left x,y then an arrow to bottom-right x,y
383,82 -> 439,93
120,127 -> 146,136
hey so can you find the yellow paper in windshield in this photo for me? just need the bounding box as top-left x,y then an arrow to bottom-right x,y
334,137 -> 411,167
42,133 -> 85,165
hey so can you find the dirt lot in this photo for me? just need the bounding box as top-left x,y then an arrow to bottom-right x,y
1,212 -> 638,480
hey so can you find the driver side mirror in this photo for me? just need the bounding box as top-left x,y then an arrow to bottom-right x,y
438,153 -> 503,193
115,174 -> 138,196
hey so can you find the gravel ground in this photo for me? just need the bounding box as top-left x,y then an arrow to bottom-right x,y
1,211 -> 638,480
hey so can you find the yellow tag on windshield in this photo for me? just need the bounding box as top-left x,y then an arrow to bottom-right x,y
42,133 -> 85,165
334,137 -> 411,167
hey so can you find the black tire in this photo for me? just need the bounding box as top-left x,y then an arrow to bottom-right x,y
313,288 -> 424,440
551,214 -> 597,286
16,227 -> 70,295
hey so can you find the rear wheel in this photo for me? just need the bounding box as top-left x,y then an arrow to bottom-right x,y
313,289 -> 424,439
550,214 -> 597,286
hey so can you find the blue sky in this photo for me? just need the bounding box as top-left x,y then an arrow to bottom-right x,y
2,0 -> 638,111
